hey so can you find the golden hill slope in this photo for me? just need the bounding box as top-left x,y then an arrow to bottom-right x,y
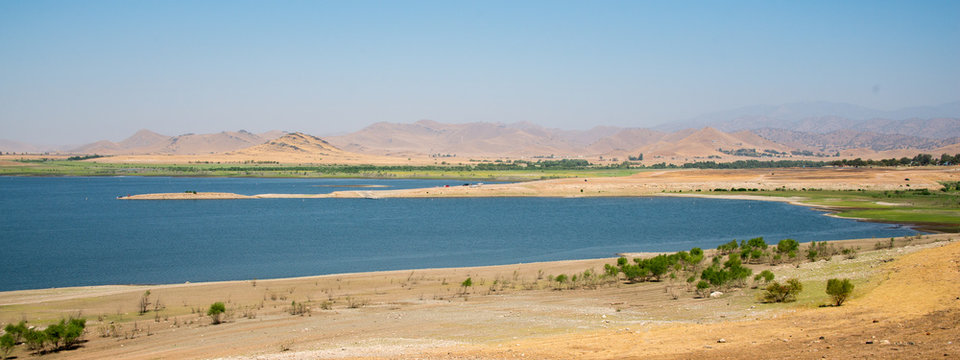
97,132 -> 431,165
71,130 -> 285,155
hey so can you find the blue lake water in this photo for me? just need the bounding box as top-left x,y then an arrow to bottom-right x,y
0,176 -> 919,291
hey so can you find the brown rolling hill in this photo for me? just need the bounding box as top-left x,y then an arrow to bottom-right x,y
71,130 -> 285,155
616,127 -> 791,159
98,132 -> 424,165
326,120 -> 615,157
228,132 -> 344,156
585,128 -> 666,154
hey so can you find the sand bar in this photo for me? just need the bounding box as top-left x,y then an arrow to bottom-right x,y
119,167 -> 960,200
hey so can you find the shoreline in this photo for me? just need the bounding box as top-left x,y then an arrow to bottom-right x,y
2,234 -> 955,359
0,234 -> 927,300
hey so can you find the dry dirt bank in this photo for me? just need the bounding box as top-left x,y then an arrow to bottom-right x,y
418,235 -> 960,359
0,234 -> 955,359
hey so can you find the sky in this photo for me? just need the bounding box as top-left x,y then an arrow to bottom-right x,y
1,1 -> 958,145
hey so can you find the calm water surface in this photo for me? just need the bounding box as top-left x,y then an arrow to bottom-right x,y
0,177 -> 918,291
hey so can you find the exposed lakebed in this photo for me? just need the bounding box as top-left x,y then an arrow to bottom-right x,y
0,176 -> 918,291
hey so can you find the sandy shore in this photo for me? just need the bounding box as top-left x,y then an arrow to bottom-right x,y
1,234 -> 957,359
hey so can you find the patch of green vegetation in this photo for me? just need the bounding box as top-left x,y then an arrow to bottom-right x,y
837,209 -> 960,224
729,189 -> 960,230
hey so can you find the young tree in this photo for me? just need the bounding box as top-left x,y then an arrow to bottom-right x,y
44,321 -> 66,350
1,333 -> 15,359
2,321 -> 26,345
208,302 -> 226,325
646,255 -> 670,281
139,290 -> 151,315
753,270 -> 775,287
621,264 -> 648,283
777,238 -> 799,254
603,263 -> 620,278
762,278 -> 803,303
63,318 -> 86,349
23,327 -> 46,352
826,278 -> 854,306
688,247 -> 705,269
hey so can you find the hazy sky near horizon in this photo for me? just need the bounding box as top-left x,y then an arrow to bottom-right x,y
1,1 -> 958,145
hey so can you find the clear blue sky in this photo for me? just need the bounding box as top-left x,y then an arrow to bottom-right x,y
1,0 -> 958,144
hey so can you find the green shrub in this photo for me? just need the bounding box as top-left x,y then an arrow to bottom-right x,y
695,280 -> 711,297
746,237 -> 767,250
717,240 -> 739,254
2,321 -> 26,345
777,239 -> 799,254
753,270 -> 775,286
554,274 -> 568,284
44,322 -> 65,350
1,333 -> 14,359
616,257 -> 628,267
826,278 -> 854,306
604,263 -> 619,277
23,327 -> 46,351
688,247 -> 705,266
762,279 -> 803,303
621,264 -> 648,283
64,318 -> 86,348
460,277 -> 472,288
208,302 -> 226,324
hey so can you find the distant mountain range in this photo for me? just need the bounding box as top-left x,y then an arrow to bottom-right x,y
658,101 -> 960,139
3,100 -> 959,161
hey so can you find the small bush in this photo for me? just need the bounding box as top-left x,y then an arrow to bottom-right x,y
762,278 -> 803,303
777,239 -> 799,254
1,333 -> 14,359
23,326 -> 46,351
2,321 -> 26,345
753,270 -> 775,287
695,280 -> 711,297
826,278 -> 854,306
208,302 -> 226,324
289,301 -> 310,316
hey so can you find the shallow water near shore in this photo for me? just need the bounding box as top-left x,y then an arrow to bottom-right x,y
0,176 -> 919,291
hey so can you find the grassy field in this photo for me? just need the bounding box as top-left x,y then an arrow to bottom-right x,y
0,159 -> 645,181
714,189 -> 960,231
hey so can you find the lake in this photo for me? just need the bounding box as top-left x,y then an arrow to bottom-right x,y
0,176 -> 918,291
